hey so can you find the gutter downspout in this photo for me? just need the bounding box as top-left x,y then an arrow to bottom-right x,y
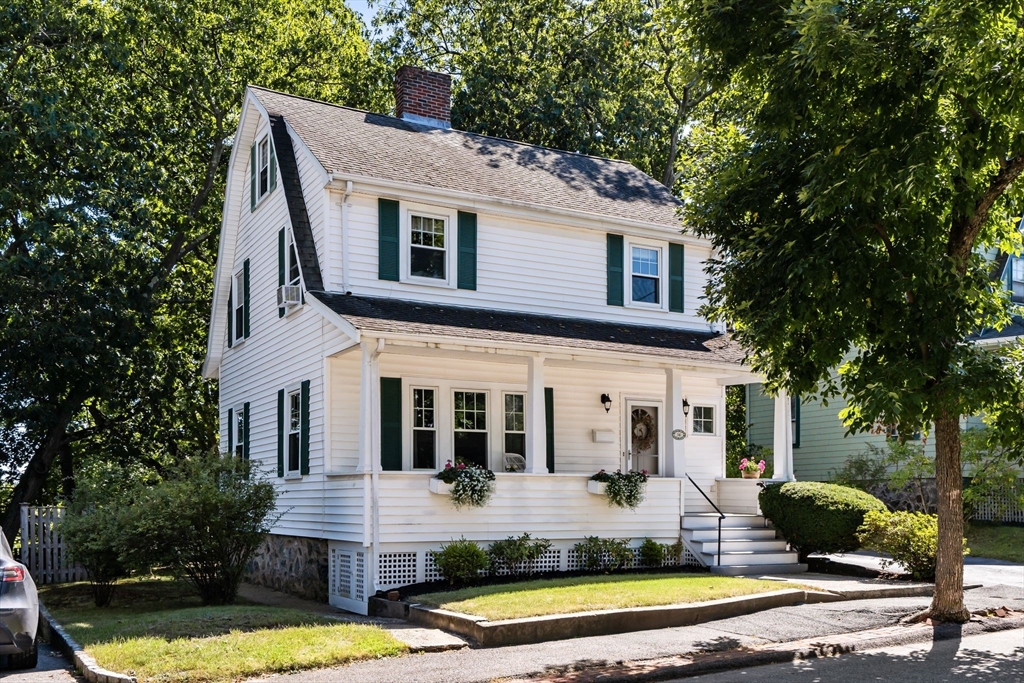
340,181 -> 353,294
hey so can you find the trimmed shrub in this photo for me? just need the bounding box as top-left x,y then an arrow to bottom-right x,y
857,510 -> 965,580
488,533 -> 552,577
573,537 -> 633,571
431,538 -> 489,584
61,501 -> 129,607
638,538 -> 665,568
758,481 -> 887,560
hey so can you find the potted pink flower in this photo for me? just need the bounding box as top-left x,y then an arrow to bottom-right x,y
739,458 -> 766,479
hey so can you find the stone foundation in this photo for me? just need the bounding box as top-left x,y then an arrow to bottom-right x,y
246,534 -> 329,602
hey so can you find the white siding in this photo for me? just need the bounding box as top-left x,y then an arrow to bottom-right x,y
335,193 -> 714,330
219,113 -> 353,541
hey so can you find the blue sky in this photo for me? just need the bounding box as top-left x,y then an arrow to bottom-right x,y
348,0 -> 374,26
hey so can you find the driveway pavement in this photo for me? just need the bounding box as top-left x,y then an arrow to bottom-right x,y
818,551 -> 1024,588
1,642 -> 79,682
680,626 -> 1024,683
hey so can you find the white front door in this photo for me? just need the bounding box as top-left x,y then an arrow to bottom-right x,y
624,400 -> 661,475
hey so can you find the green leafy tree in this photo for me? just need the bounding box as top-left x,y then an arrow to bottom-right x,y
375,0 -> 722,187
681,0 -> 1024,622
1,0 -> 384,540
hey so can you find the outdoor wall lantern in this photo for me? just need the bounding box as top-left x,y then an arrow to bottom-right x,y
600,393 -> 612,412
682,398 -> 690,417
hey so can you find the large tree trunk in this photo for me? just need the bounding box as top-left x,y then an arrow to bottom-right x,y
930,412 -> 970,623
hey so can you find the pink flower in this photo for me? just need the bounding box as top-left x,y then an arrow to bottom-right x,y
457,462 -> 466,469
740,458 -> 749,468
641,469 -> 648,475
444,460 -> 453,470
758,460 -> 766,471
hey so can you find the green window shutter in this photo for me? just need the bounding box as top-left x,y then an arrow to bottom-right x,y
243,258 -> 251,338
300,379 -> 310,475
607,234 -> 624,306
378,198 -> 400,281
226,285 -> 233,348
457,211 -> 477,290
277,389 -> 285,477
380,377 -> 402,471
792,396 -> 801,449
227,407 -> 234,454
668,243 -> 684,313
243,401 -> 251,461
250,144 -> 257,212
269,140 -> 277,193
544,387 -> 555,473
278,228 -> 286,318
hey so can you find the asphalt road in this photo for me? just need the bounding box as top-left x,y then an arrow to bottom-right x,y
680,627 -> 1024,683
0,642 -> 79,683
819,551 -> 1024,589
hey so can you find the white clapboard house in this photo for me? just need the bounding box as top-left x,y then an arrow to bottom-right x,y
202,67 -> 804,614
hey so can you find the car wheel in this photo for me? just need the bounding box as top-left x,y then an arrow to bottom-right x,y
8,639 -> 38,670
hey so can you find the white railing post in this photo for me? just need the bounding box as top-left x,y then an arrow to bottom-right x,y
524,355 -> 548,474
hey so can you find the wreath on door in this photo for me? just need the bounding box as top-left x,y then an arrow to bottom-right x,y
631,408 -> 657,453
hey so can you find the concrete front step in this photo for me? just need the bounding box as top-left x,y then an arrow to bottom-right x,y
681,514 -> 769,530
709,562 -> 809,576
701,550 -> 800,566
688,527 -> 778,541
699,539 -> 789,554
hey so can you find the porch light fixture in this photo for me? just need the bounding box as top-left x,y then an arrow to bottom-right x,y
682,398 -> 690,417
600,393 -> 612,412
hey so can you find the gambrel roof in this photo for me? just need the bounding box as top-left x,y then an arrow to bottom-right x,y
250,87 -> 683,229
312,293 -> 745,365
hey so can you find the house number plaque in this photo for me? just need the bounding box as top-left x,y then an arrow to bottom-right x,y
671,429 -> 686,440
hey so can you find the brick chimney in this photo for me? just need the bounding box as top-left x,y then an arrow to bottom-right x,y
394,65 -> 451,129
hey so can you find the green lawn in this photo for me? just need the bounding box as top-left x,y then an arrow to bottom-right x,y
966,524 -> 1024,563
40,577 -> 405,683
411,573 -> 800,621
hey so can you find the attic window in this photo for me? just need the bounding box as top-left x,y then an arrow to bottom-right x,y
287,230 -> 301,286
1012,258 -> 1024,299
258,137 -> 271,198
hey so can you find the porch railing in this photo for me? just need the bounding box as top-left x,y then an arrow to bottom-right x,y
686,475 -> 725,566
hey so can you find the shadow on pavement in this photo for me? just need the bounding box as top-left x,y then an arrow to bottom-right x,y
1,642 -> 79,682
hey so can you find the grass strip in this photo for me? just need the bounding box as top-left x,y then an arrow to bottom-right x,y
412,572 -> 804,621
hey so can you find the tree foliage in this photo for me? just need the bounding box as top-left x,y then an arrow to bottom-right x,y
680,0 -> 1024,621
0,0 -> 385,539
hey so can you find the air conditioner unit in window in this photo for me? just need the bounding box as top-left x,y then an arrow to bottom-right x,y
277,284 -> 302,307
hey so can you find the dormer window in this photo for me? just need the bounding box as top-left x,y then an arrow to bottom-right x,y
1012,258 -> 1024,300
410,214 -> 447,280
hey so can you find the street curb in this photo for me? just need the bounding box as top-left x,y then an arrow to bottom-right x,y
524,615 -> 1024,682
39,602 -> 138,683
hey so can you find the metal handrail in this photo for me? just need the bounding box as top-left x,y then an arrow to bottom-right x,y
686,474 -> 726,566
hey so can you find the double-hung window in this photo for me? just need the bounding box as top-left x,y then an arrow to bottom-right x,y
410,214 -> 447,280
287,389 -> 301,474
287,230 -> 301,287
233,405 -> 246,459
453,390 -> 487,468
631,246 -> 661,305
1012,258 -> 1024,300
693,405 -> 715,434
258,137 -> 271,199
233,270 -> 246,343
503,393 -> 526,470
412,388 -> 437,469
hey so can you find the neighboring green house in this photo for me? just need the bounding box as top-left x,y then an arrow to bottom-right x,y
747,236 -> 1023,482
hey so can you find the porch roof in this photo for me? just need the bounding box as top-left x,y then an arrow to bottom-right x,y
311,292 -> 746,365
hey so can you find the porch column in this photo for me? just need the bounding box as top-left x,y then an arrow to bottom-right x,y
525,355 -> 549,473
357,339 -> 381,473
664,368 -> 685,478
772,389 -> 794,480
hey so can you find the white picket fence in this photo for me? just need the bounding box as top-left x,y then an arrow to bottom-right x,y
971,480 -> 1024,524
19,504 -> 88,584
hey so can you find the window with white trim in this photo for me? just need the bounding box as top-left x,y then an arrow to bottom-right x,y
453,390 -> 487,468
503,393 -> 526,466
258,136 -> 271,199
631,245 -> 661,305
233,270 -> 245,343
233,404 -> 245,459
1012,258 -> 1024,299
287,389 -> 301,473
693,405 -> 715,434
412,388 -> 437,469
410,214 -> 447,280
286,229 -> 301,287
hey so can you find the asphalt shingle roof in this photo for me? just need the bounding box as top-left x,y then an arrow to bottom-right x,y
971,314 -> 1024,343
312,292 -> 746,365
250,86 -> 683,229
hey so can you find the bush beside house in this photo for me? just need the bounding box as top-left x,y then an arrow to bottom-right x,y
759,481 -> 887,561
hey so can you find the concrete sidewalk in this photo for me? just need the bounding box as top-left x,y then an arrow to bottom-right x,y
816,551 -> 1024,589
246,582 -> 1024,683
